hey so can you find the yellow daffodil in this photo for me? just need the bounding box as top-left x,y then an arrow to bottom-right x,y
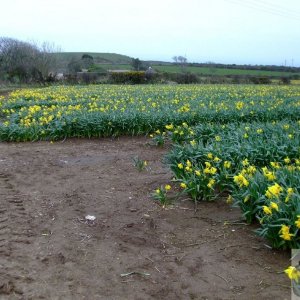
265,183 -> 283,199
295,216 -> 300,228
270,202 -> 279,211
262,205 -> 272,215
207,153 -> 213,159
165,124 -> 174,130
256,128 -> 263,134
224,161 -> 231,169
279,225 -> 294,241
177,163 -> 184,169
285,266 -> 300,282
226,195 -> 233,204
180,182 -> 187,189
207,179 -> 215,189
233,173 -> 249,187
165,184 -> 171,191
190,140 -> 196,146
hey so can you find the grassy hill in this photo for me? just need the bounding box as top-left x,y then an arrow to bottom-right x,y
53,52 -> 133,71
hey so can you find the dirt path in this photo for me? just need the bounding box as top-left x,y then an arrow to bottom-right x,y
0,137 -> 290,299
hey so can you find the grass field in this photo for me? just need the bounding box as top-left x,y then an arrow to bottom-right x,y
1,84 -> 300,250
102,64 -> 132,70
152,65 -> 300,77
89,63 -> 300,77
86,63 -> 300,77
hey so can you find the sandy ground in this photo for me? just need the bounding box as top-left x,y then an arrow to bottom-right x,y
0,136 -> 290,299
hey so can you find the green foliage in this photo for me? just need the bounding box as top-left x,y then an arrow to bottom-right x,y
172,159 -> 220,202
132,156 -> 147,171
245,168 -> 300,249
81,54 -> 94,69
150,130 -> 166,146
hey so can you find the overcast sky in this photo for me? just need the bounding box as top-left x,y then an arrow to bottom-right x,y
1,0 -> 300,66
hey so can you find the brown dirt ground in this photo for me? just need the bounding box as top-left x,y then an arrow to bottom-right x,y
0,136 -> 291,299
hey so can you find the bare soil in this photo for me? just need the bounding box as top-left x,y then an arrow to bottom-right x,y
0,136 -> 290,299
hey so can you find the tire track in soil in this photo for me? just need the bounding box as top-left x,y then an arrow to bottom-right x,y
0,172 -> 34,297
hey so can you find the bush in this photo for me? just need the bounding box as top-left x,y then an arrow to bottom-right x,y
77,72 -> 99,84
175,73 -> 199,84
249,76 -> 272,84
280,77 -> 291,85
109,71 -> 146,84
160,72 -> 199,84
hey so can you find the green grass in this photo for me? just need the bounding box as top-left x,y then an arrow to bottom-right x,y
93,63 -> 300,77
91,63 -> 299,77
102,64 -> 132,70
152,65 -> 300,77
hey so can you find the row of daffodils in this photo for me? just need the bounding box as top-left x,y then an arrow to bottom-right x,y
1,84 -> 300,141
155,120 -> 300,249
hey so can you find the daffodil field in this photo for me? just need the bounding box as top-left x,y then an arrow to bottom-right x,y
1,84 -> 300,248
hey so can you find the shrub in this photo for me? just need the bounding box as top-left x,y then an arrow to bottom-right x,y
160,72 -> 199,84
249,76 -> 272,84
109,71 -> 146,84
280,77 -> 291,85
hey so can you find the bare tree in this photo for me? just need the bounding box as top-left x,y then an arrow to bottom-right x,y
67,57 -> 82,74
177,56 -> 187,64
35,41 -> 59,78
0,37 -> 59,83
172,56 -> 178,63
177,56 -> 187,71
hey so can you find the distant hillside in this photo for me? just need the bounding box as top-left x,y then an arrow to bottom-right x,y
53,52 -> 133,71
52,52 -> 300,79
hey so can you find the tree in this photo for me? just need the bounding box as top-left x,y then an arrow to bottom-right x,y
67,57 -> 82,74
0,37 -> 58,83
35,41 -> 59,78
177,56 -> 187,72
172,56 -> 178,63
81,54 -> 94,69
177,56 -> 187,65
131,58 -> 143,71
